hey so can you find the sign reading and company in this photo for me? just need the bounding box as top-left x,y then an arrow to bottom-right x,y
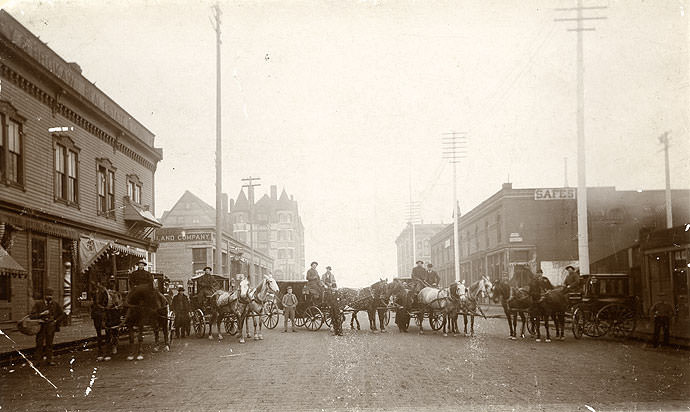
156,230 -> 211,242
534,188 -> 576,200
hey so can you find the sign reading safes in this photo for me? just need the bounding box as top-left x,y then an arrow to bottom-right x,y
534,188 -> 576,200
156,230 -> 212,242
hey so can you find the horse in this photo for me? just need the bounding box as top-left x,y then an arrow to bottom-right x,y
119,288 -> 170,361
339,279 -> 388,332
416,284 -> 452,335
491,277 -> 532,340
386,279 -> 413,332
533,277 -> 568,342
241,275 -> 280,342
91,282 -> 122,361
324,286 -> 344,336
443,282 -> 487,337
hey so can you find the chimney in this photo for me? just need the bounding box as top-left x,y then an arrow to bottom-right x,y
221,193 -> 228,213
229,198 -> 234,210
271,185 -> 277,200
502,182 -> 512,190
290,195 -> 294,201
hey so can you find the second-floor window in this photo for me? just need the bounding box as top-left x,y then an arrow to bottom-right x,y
96,159 -> 116,218
0,101 -> 25,188
53,136 -> 80,206
127,174 -> 143,204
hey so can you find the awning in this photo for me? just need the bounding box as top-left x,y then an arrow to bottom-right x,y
79,235 -> 148,273
0,210 -> 79,239
0,245 -> 27,278
124,203 -> 162,228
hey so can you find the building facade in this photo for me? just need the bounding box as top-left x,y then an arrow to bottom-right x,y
430,183 -> 690,288
156,191 -> 273,287
395,223 -> 446,277
0,11 -> 163,325
228,185 -> 305,281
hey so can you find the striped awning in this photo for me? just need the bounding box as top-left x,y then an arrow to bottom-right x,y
79,235 -> 148,273
0,245 -> 26,278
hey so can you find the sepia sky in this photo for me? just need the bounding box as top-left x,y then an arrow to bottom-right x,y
4,0 -> 689,286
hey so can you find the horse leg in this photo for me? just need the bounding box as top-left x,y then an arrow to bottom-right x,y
470,315 -> 475,337
368,308 -> 377,331
127,325 -> 136,361
208,312 -> 215,340
136,324 -> 145,360
238,311 -> 246,344
418,310 -> 425,335
379,308 -> 386,332
452,312 -> 459,336
519,312 -> 526,338
544,314 -> 551,342
216,315 -> 224,340
503,304 -> 514,338
95,321 -> 104,360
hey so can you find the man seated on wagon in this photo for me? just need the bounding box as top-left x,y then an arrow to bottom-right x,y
562,265 -> 581,294
306,261 -> 324,304
322,266 -> 337,290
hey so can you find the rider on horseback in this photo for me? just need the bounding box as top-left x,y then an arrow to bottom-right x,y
118,259 -> 165,327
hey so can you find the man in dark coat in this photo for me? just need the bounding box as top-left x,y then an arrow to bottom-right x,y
410,260 -> 427,296
306,261 -> 323,303
127,259 -> 155,306
650,294 -> 675,348
562,266 -> 580,294
426,263 -> 440,286
30,288 -> 64,366
171,286 -> 191,338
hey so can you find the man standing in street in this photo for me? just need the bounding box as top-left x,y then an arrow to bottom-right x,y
282,286 -> 298,332
306,261 -> 323,303
322,266 -> 337,289
426,263 -> 440,286
30,288 -> 64,366
650,294 -> 675,348
171,286 -> 191,338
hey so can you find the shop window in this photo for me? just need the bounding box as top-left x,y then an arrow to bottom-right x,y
0,101 -> 25,188
53,136 -> 80,206
192,247 -> 207,273
0,276 -> 9,301
31,236 -> 47,299
127,174 -> 143,204
96,158 -> 116,218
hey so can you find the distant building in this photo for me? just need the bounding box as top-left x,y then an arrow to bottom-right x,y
228,185 -> 305,281
429,183 -> 690,287
0,11 -> 163,325
156,191 -> 273,286
395,223 -> 446,277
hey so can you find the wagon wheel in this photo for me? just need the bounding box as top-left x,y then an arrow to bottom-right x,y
262,301 -> 280,329
191,309 -> 206,338
429,312 -> 444,331
223,314 -> 238,336
582,309 -> 607,338
597,303 -> 636,339
294,312 -> 306,327
571,308 -> 584,339
304,306 -> 324,331
414,312 -> 423,329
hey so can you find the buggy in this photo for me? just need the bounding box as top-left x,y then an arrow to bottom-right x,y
187,273 -> 236,338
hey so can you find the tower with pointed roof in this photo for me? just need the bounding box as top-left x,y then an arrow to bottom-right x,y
228,185 -> 305,281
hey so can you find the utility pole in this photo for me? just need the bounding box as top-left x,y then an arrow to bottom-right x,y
659,131 -> 673,228
555,1 -> 606,276
241,176 -> 261,285
406,199 -> 421,270
442,131 -> 467,283
212,4 -> 223,276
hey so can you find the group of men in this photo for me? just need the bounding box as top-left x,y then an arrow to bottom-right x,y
305,261 -> 337,302
410,260 -> 440,287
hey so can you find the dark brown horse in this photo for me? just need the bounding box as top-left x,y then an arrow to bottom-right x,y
119,291 -> 170,361
339,279 -> 388,332
532,277 -> 567,342
91,281 -> 122,361
491,277 -> 533,339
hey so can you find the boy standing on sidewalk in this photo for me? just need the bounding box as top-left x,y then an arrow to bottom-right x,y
282,286 -> 298,332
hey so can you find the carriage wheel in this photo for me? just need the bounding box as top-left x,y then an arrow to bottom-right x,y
224,314 -> 238,336
414,313 -> 423,329
582,309 -> 607,338
572,308 -> 584,339
304,306 -> 324,331
597,303 -> 636,339
430,312 -> 444,331
324,311 -> 332,328
191,309 -> 206,338
262,301 -> 279,329
295,313 -> 306,327
384,309 -> 391,326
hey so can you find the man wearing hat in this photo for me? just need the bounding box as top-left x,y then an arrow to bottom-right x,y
281,286 -> 298,332
562,265 -> 580,294
30,288 -> 64,366
650,294 -> 675,348
322,266 -> 337,289
171,286 -> 191,338
426,263 -> 440,286
306,261 -> 324,303
127,259 -> 156,306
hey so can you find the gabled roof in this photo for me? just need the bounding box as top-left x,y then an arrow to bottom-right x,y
160,190 -> 215,225
255,194 -> 271,208
277,189 -> 293,208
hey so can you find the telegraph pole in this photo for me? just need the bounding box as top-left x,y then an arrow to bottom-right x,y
406,200 -> 421,269
212,4 -> 223,276
555,1 -> 606,276
659,131 -> 673,228
442,132 -> 467,282
241,176 -> 261,285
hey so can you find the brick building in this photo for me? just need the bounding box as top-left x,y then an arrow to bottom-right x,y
0,11 -> 163,325
395,223 -> 446,277
228,185 -> 305,281
430,183 -> 690,288
156,191 -> 273,286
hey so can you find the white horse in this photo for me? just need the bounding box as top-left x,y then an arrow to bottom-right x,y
416,286 -> 452,335
241,274 -> 280,343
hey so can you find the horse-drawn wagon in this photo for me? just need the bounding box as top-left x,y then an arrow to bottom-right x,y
271,280 -> 335,331
569,273 -> 637,339
187,273 -> 236,338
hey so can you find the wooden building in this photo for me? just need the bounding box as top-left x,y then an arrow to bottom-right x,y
0,11 -> 163,325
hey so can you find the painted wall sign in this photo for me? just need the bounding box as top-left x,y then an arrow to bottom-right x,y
156,230 -> 211,242
534,188 -> 576,200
